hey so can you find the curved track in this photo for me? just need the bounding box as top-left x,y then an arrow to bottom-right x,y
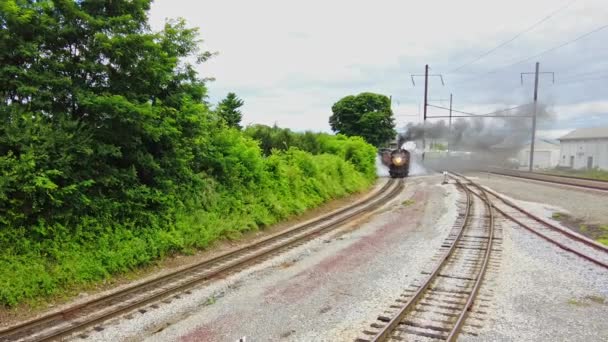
359,181 -> 498,341
0,179 -> 403,342
485,168 -> 608,192
451,172 -> 608,269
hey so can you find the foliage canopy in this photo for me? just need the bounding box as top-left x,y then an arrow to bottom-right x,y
329,92 -> 397,147
0,0 -> 377,307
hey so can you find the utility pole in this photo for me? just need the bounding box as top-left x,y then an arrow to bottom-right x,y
521,63 -> 554,172
423,64 -> 429,158
529,62 -> 539,172
448,93 -> 453,152
411,66 -> 444,160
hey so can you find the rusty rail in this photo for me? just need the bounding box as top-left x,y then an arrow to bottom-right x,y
370,180 -> 491,342
451,172 -> 608,269
1,179 -> 403,342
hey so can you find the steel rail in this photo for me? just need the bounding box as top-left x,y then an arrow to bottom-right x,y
446,182 -> 495,341
450,173 -> 608,269
452,172 -> 608,253
370,181 -> 474,342
485,168 -> 608,192
1,179 -> 403,342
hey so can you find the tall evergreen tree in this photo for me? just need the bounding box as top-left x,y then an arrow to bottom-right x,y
217,92 -> 244,129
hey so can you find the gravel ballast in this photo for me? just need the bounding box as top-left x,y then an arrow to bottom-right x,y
66,173 -> 608,341
467,172 -> 608,225
460,175 -> 608,341
72,175 -> 459,341
462,213 -> 608,341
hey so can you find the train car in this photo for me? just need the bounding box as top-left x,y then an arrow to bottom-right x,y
379,148 -> 411,178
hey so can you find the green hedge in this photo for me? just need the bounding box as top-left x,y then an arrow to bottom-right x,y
0,127 -> 376,307
0,1 -> 377,308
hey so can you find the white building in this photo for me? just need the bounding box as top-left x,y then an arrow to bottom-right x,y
518,139 -> 561,169
558,127 -> 608,170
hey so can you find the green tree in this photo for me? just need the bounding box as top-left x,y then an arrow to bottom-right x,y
329,92 -> 396,147
0,0 -> 213,235
217,92 -> 244,129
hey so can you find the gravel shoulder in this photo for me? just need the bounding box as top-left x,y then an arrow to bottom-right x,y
74,175 -> 459,342
460,174 -> 608,341
462,211 -> 608,341
466,172 -> 608,226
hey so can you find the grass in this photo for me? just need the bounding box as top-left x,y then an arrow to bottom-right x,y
597,225 -> 608,246
402,199 -> 416,207
568,295 -> 606,306
546,168 -> 608,181
586,295 -> 606,304
549,212 -> 608,246
567,298 -> 586,306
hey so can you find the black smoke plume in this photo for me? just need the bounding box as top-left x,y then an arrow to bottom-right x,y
399,103 -> 554,154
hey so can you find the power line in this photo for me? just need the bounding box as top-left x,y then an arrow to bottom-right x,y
555,75 -> 608,86
559,69 -> 608,80
427,103 -> 531,117
505,24 -> 608,68
447,0 -> 578,74
451,23 -> 608,86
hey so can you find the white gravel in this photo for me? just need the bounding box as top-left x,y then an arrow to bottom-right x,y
462,214 -> 608,341
70,175 -> 459,342
467,172 -> 608,225
459,178 -> 608,341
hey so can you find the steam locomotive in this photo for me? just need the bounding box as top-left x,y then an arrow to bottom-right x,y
380,148 -> 411,178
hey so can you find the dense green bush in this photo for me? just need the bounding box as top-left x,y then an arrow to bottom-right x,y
0,1 -> 377,307
244,124 -> 376,178
0,127 -> 375,307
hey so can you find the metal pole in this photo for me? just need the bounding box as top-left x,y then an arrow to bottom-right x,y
528,62 -> 539,172
422,64 -> 428,160
448,93 -> 453,152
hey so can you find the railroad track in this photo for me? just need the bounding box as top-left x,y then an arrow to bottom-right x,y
484,168 -> 608,192
0,179 -> 403,342
358,179 -> 500,341
451,172 -> 608,269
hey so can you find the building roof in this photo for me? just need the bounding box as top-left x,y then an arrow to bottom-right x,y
559,126 -> 608,140
491,138 -> 558,150
520,139 -> 560,152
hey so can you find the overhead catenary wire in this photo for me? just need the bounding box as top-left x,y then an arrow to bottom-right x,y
451,23 -> 608,86
447,0 -> 579,74
554,75 -> 608,86
427,103 -> 532,117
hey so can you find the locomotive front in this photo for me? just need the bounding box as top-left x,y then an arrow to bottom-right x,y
388,149 -> 410,178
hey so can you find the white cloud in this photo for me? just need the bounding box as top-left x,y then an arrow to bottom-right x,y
553,100 -> 608,120
149,0 -> 608,132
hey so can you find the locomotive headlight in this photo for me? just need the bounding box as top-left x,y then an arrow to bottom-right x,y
392,156 -> 403,165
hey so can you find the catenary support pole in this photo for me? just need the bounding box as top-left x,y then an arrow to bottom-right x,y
448,93 -> 453,152
423,64 -> 429,160
528,62 -> 539,172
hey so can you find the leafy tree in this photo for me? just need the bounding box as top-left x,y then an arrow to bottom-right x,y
329,92 -> 396,147
0,0 -> 214,234
217,92 -> 244,129
0,0 -> 379,307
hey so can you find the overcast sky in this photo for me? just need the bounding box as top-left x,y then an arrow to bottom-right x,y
149,0 -> 608,139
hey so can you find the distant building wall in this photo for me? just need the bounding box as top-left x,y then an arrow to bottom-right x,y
558,138 -> 608,170
517,141 -> 560,169
518,149 -> 560,169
